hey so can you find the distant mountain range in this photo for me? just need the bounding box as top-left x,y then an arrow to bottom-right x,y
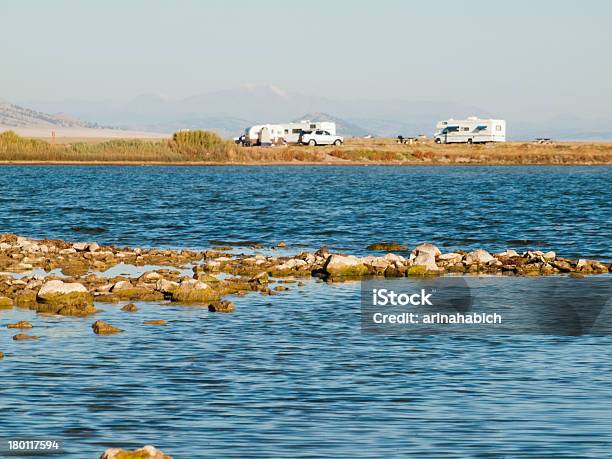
0,99 -> 103,129
9,84 -> 612,140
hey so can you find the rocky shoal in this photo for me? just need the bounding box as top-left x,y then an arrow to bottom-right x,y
0,234 -> 609,322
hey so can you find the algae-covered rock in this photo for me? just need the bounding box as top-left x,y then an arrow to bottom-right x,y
407,265 -> 439,276
171,279 -> 219,303
367,242 -> 407,251
322,255 -> 368,278
92,320 -> 123,335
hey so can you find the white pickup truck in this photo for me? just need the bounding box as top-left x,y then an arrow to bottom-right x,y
300,130 -> 343,146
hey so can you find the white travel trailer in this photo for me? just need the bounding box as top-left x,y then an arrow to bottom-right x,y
242,120 -> 337,146
434,117 -> 506,144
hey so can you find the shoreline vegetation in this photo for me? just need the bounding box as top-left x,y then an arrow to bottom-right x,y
1,130 -> 611,166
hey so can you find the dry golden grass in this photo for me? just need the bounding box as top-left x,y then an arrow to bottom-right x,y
1,131 -> 610,165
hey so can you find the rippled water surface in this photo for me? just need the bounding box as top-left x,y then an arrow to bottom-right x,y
1,165 -> 611,458
0,165 -> 610,258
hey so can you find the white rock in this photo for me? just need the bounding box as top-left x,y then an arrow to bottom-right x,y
156,278 -> 179,293
73,242 -> 89,251
276,259 -> 308,270
543,251 -> 556,261
111,280 -> 133,292
323,254 -> 366,274
412,243 -> 441,257
38,280 -> 87,299
412,252 -> 439,271
438,252 -> 462,262
465,249 -> 495,264
498,249 -> 520,258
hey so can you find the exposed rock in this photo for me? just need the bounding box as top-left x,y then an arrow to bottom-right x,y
552,260 -> 573,272
13,333 -> 39,340
208,300 -> 236,313
412,243 -> 441,257
465,249 -> 495,265
322,254 -> 368,278
144,319 -> 167,325
0,296 -> 13,309
543,251 -> 556,261
99,445 -> 172,459
121,303 -> 138,312
498,249 -> 520,258
92,320 -> 123,335
0,352 -> 3,359
438,252 -> 463,262
412,252 -> 439,271
367,242 -> 407,251
248,272 -> 269,290
273,285 -> 289,291
156,278 -> 179,294
36,280 -> 95,316
171,279 -> 219,303
14,289 -> 38,308
277,241 -> 287,247
7,321 -> 33,329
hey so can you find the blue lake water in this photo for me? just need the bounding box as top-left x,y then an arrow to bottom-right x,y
0,165 -> 611,458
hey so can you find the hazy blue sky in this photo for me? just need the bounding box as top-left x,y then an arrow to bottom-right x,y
2,0 -> 611,118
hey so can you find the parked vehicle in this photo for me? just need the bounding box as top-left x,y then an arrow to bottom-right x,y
242,120 -> 337,146
300,130 -> 343,146
434,117 -> 506,144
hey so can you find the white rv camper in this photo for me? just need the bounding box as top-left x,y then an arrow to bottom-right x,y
243,120 -> 337,145
434,117 -> 506,144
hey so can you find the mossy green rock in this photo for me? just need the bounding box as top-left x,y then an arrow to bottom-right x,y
407,265 -> 440,276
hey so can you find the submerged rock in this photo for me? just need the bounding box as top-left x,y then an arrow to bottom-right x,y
144,319 -> 167,325
92,320 -> 123,335
367,242 -> 407,251
99,445 -> 172,459
7,321 -> 33,329
208,300 -> 236,313
13,333 -> 39,341
121,303 -> 138,312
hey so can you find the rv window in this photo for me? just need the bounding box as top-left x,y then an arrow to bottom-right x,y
496,125 -> 502,131
462,127 -> 470,131
310,124 -> 316,129
284,129 -> 289,134
292,129 -> 301,134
